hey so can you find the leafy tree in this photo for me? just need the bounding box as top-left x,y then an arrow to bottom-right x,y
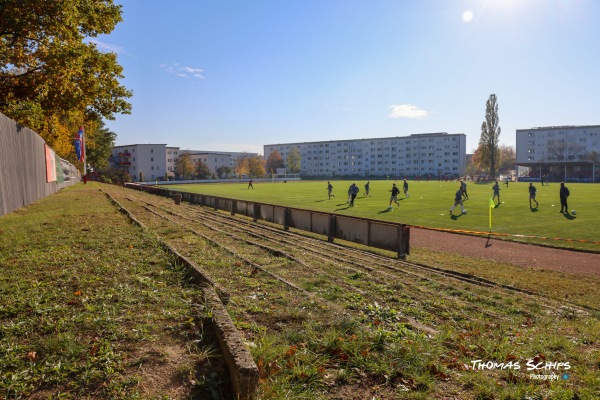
0,0 -> 131,159
266,150 -> 285,174
465,149 -> 484,175
216,166 -> 232,179
175,154 -> 195,179
234,154 -> 251,178
497,145 -> 516,173
195,160 -> 211,179
286,146 -> 302,174
248,155 -> 266,178
85,120 -> 117,169
478,94 -> 501,178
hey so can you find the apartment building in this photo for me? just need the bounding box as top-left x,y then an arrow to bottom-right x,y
516,125 -> 600,182
111,145 -> 258,181
264,133 -> 467,178
179,150 -> 233,175
111,144 -> 172,181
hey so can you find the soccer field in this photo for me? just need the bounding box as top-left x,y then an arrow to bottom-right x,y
163,179 -> 600,252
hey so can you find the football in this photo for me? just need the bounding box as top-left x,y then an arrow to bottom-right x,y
462,209 -> 467,214
571,210 -> 576,215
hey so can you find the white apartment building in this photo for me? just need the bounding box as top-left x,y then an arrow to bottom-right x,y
179,150 -> 233,176
111,144 -> 171,181
516,125 -> 600,182
264,133 -> 467,178
111,145 -> 258,181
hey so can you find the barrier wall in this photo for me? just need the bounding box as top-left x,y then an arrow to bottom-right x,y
0,112 -> 81,216
127,184 -> 410,258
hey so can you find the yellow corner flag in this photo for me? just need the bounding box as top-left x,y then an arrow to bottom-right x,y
489,197 -> 495,230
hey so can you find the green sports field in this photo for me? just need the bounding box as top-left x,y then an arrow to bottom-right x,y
163,179 -> 600,252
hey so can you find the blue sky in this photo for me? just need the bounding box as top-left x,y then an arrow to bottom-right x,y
98,0 -> 600,155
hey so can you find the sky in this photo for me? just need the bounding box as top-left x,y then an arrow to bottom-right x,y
97,0 -> 600,155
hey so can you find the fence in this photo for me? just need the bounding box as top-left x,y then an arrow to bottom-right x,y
0,112 -> 81,217
127,184 -> 410,258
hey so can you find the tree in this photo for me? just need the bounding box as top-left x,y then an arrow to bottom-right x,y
248,155 -> 266,178
215,166 -> 232,179
465,150 -> 484,175
479,94 -> 501,178
195,160 -> 211,179
0,0 -> 132,159
175,154 -> 195,179
85,120 -> 117,170
497,145 -> 516,173
266,150 -> 285,174
234,153 -> 251,178
286,146 -> 302,174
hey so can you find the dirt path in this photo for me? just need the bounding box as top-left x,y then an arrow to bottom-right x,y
411,227 -> 600,277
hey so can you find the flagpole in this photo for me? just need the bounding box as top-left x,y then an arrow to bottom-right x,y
83,135 -> 87,177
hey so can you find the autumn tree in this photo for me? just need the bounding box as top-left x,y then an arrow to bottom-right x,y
478,94 -> 501,178
497,145 -> 516,173
248,155 -> 266,178
266,150 -> 285,174
286,146 -> 302,174
234,154 -> 251,178
175,154 -> 195,179
0,0 -> 131,160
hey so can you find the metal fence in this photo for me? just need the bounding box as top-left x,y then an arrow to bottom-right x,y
127,183 -> 410,258
0,112 -> 80,216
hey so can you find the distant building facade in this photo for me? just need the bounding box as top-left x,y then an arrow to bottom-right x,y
111,145 -> 258,181
111,144 -> 171,181
264,133 -> 467,178
516,125 -> 600,182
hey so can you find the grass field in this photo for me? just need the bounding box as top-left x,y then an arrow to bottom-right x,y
0,186 -> 231,399
163,180 -> 600,252
2,183 -> 600,399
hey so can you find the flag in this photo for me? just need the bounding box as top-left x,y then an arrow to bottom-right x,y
489,197 -> 494,230
74,126 -> 85,162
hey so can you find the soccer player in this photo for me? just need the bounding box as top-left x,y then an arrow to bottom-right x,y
461,180 -> 468,200
388,183 -> 400,210
492,181 -> 500,205
559,182 -> 570,213
364,181 -> 371,197
403,179 -> 409,198
349,183 -> 360,207
248,179 -> 254,189
327,181 -> 334,199
449,186 -> 466,215
529,183 -> 539,208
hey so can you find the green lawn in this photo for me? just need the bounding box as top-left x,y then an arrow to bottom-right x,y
162,179 -> 600,252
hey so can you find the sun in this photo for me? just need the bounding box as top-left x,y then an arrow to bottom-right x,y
462,10 -> 474,23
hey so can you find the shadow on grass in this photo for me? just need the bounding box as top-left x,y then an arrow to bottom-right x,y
335,204 -> 352,211
530,207 -> 539,212
377,208 -> 394,214
562,212 -> 576,220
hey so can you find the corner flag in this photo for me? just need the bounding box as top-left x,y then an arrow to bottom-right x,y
489,197 -> 494,230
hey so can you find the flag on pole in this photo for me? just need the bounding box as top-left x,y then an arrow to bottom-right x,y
74,126 -> 85,162
489,197 -> 495,230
